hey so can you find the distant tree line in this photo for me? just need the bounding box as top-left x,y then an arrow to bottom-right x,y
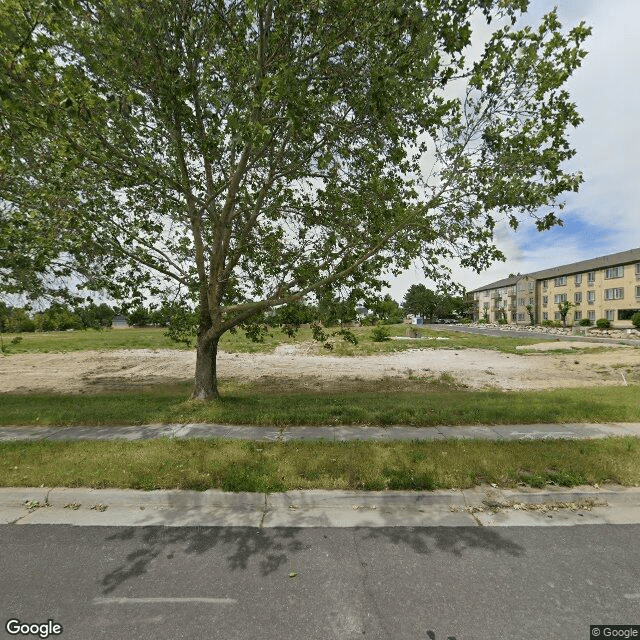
1,287 -> 470,335
0,299 -> 215,333
0,301 -> 116,332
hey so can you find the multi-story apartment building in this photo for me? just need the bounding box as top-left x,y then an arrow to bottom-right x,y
469,247 -> 640,327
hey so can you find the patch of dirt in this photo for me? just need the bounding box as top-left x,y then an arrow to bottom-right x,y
2,343 -> 640,394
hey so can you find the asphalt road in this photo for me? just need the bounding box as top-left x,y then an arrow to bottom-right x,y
2,524 -> 639,640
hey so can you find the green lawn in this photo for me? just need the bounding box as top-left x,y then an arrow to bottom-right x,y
2,437 -> 638,491
2,382 -> 639,427
0,324 -> 560,355
0,327 -> 186,353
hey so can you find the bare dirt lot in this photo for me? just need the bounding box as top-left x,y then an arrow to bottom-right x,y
1,341 -> 639,393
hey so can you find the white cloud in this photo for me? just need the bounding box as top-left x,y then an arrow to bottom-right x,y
564,2 -> 640,240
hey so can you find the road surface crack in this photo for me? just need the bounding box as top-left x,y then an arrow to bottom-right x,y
259,493 -> 268,527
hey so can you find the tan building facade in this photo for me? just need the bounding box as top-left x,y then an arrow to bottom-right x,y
469,248 -> 640,327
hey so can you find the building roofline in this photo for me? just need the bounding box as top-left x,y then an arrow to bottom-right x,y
469,247 -> 640,293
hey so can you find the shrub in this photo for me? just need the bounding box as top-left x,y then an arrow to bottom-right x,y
127,306 -> 151,327
595,318 -> 610,329
578,318 -> 592,326
541,319 -> 553,327
632,312 -> 640,329
477,318 -> 488,324
40,317 -> 57,332
18,318 -> 36,332
370,325 -> 391,342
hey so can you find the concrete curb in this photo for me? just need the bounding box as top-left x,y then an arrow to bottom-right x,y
1,484 -> 637,509
2,485 -> 640,528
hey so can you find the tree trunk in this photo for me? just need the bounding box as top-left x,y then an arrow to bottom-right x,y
192,335 -> 220,400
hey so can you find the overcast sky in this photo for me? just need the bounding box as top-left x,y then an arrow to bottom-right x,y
388,0 -> 640,300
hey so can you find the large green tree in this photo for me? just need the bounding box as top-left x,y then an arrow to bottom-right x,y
0,0 -> 590,398
403,284 -> 440,323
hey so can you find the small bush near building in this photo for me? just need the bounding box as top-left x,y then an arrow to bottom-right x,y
632,312 -> 640,329
541,319 -> 554,327
595,318 -> 610,329
578,318 -> 592,326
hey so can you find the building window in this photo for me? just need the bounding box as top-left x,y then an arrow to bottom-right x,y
636,285 -> 640,299
543,312 -> 548,320
554,312 -> 561,320
528,282 -> 534,292
484,291 -> 489,297
554,276 -> 567,286
605,309 -> 615,321
588,310 -> 596,321
518,298 -> 525,306
574,292 -> 582,304
605,266 -> 624,279
574,311 -> 582,321
587,291 -> 596,304
517,313 -> 525,321
618,308 -> 640,320
604,287 -> 624,300
528,298 -> 534,305
588,271 -> 595,284
542,280 -> 548,289
636,263 -> 640,277
554,293 -> 567,304
575,274 -> 582,285
542,295 -> 548,306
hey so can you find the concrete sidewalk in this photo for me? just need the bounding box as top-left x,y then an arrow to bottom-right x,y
3,485 -> 640,528
1,422 -> 640,442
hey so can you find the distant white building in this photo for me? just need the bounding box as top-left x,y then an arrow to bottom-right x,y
355,305 -> 373,319
111,315 -> 129,329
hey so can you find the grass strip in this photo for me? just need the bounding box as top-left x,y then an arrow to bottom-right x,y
0,325 -> 557,355
0,327 -> 189,353
2,383 -> 639,427
1,438 -> 639,492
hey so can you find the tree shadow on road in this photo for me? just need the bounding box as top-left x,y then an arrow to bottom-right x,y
359,526 -> 525,558
99,521 -> 523,595
100,526 -> 305,594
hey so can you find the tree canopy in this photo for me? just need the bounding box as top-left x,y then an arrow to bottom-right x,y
0,0 -> 590,397
402,284 -> 462,323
